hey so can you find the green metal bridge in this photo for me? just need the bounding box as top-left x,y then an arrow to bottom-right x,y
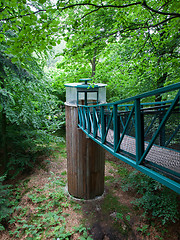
77,83 -> 180,194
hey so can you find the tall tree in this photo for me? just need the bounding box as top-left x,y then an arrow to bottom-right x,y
56,0 -> 180,96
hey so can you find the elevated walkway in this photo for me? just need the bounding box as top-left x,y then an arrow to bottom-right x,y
78,83 -> 180,194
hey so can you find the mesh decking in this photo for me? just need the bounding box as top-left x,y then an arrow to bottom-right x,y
105,129 -> 180,174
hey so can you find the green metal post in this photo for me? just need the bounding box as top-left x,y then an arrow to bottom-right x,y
82,107 -> 86,129
113,104 -> 119,152
80,107 -> 84,128
78,107 -> 82,126
135,99 -> 144,164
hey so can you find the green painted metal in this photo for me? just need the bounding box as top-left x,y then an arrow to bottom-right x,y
138,90 -> 180,165
113,104 -> 119,152
165,125 -> 180,147
79,107 -> 84,127
77,83 -> 180,194
82,107 -> 86,129
144,160 -> 180,179
79,78 -> 92,84
78,125 -> 180,194
79,83 -> 180,108
135,99 -> 144,164
78,108 -> 82,126
142,100 -> 173,106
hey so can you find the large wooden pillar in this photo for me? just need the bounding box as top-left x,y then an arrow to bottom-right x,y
65,104 -> 105,199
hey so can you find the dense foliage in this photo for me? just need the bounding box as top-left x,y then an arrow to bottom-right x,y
0,0 -> 179,234
121,171 -> 179,225
0,40 -> 64,176
50,1 -> 180,101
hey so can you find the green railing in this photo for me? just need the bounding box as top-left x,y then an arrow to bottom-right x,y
78,83 -> 180,194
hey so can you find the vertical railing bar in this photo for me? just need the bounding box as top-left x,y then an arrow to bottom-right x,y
135,99 -> 144,164
113,104 -> 118,152
82,107 -> 86,129
80,107 -> 84,128
78,107 -> 82,127
84,107 -> 89,129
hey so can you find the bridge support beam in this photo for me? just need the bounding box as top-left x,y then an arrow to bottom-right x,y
65,104 -> 105,200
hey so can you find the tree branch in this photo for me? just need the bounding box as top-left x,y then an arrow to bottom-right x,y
58,2 -> 142,11
0,9 -> 46,21
147,16 -> 177,28
74,16 -> 178,49
142,0 -> 180,17
132,36 -> 149,59
81,7 -> 101,20
0,7 -> 6,13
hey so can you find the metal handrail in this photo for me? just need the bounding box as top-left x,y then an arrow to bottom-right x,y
77,83 -> 180,194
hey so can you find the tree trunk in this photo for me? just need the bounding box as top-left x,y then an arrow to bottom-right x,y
0,63 -> 8,172
1,111 -> 7,170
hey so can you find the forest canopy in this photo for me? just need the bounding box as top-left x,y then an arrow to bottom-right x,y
0,0 -> 179,172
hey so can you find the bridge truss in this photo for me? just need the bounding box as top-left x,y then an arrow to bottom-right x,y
78,83 -> 180,194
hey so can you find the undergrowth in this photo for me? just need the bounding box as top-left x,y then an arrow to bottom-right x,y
121,170 -> 180,225
0,175 -> 13,231
1,173 -> 92,240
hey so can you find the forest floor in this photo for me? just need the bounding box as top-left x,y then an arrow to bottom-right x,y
0,141 -> 180,240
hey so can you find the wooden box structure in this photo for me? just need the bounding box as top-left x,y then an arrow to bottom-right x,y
65,80 -> 106,199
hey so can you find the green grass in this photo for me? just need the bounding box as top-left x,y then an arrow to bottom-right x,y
51,140 -> 67,161
102,192 -> 130,214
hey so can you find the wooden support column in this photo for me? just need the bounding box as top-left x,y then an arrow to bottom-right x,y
65,104 -> 105,200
